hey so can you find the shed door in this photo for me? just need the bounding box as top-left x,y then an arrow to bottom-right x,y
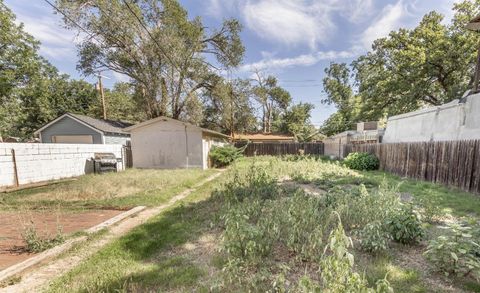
51,135 -> 94,144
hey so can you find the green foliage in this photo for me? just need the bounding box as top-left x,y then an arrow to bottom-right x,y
358,221 -> 391,254
425,223 -> 480,280
22,225 -> 65,253
415,191 -> 445,223
209,145 -> 243,168
344,152 -> 380,171
203,78 -> 257,135
298,218 -> 394,292
252,73 -> 292,133
57,0 -> 245,121
275,102 -> 319,142
322,1 -> 480,129
386,206 -> 424,245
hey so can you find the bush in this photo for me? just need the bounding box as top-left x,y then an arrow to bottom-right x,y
358,221 -> 391,254
343,152 -> 379,171
22,225 -> 65,253
386,205 -> 424,245
209,145 -> 243,167
425,223 -> 480,280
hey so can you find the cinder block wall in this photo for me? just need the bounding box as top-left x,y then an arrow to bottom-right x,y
0,143 -> 123,189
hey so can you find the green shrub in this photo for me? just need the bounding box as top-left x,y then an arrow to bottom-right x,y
358,221 -> 391,254
415,191 -> 444,223
425,223 -> 480,280
386,205 -> 424,245
22,225 -> 65,253
209,145 -> 243,167
343,152 -> 380,171
317,218 -> 393,292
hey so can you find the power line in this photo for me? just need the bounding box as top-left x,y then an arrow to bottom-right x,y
279,79 -> 318,83
122,0 -> 178,70
282,84 -> 324,88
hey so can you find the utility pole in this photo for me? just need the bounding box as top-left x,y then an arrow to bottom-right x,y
95,72 -> 110,119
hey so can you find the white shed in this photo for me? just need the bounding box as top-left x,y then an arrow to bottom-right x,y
124,117 -> 230,169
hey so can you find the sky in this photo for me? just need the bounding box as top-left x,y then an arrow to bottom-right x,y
4,0 -> 459,126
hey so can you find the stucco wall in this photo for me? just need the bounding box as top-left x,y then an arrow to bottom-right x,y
40,116 -> 103,144
0,143 -> 123,189
383,94 -> 480,143
130,120 -> 203,169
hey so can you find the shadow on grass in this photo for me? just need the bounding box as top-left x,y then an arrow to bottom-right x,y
48,192 -> 224,293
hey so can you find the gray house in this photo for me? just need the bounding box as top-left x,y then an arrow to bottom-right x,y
34,113 -> 132,145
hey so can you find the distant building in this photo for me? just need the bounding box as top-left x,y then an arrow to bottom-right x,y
383,93 -> 480,143
324,122 -> 385,158
233,133 -> 295,143
34,113 -> 132,145
125,116 -> 229,169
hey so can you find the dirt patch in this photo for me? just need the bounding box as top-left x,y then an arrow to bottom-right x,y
392,243 -> 466,293
3,172 -> 223,293
280,180 -> 326,198
0,210 -> 122,271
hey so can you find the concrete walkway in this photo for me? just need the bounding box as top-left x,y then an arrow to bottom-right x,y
1,171 -> 223,293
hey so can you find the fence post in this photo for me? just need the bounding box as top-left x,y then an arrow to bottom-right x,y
405,143 -> 410,177
11,149 -> 19,187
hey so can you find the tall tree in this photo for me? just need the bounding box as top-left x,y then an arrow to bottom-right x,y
321,63 -> 360,136
56,0 -> 245,121
1,1 -> 102,138
0,0 -> 43,138
252,71 -> 291,133
276,102 -> 319,142
321,0 -> 480,135
203,78 -> 256,135
353,1 -> 480,120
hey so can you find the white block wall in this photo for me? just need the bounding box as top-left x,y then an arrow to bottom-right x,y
0,143 -> 123,188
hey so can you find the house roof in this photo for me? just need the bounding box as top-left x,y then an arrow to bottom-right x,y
467,14 -> 480,31
34,113 -> 133,136
123,116 -> 230,139
233,133 -> 295,141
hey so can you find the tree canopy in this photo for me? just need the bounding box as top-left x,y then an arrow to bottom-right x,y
56,0 -> 245,120
321,0 -> 480,135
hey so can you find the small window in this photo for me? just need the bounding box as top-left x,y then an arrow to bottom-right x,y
51,135 -> 94,144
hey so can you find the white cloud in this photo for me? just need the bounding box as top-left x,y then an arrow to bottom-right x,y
360,0 -> 406,49
208,0 -> 384,49
112,71 -> 131,83
341,0 -> 376,23
239,48 -> 359,72
14,12 -> 78,59
242,0 -> 335,49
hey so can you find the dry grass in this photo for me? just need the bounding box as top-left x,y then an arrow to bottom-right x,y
1,168 -> 217,210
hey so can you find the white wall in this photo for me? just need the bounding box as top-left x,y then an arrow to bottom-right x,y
0,143 -> 123,189
130,120 -> 203,169
202,136 -> 227,169
384,94 -> 480,143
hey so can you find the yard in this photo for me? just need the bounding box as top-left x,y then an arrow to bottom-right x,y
0,168 -> 217,273
41,156 -> 480,292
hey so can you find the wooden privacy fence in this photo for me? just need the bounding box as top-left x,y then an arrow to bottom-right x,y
345,140 -> 480,194
235,142 -> 324,157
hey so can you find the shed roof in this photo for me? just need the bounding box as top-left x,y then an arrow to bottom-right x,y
34,113 -> 133,135
124,116 -> 230,139
467,14 -> 480,31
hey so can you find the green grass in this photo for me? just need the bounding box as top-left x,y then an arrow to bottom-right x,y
43,157 -> 480,292
46,172 -> 226,293
0,168 -> 217,210
362,171 -> 480,217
